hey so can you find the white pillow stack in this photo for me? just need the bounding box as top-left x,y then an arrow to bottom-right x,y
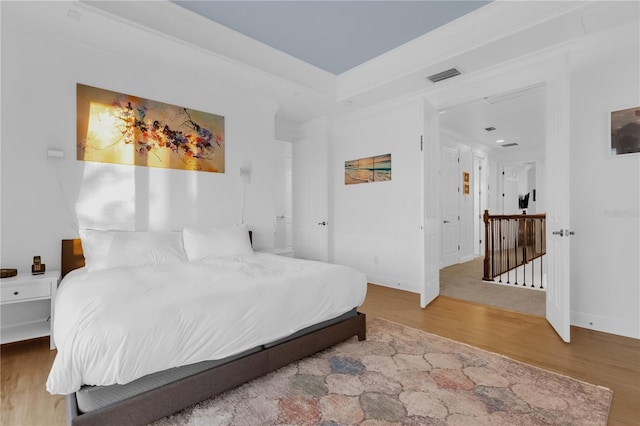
79,224 -> 254,271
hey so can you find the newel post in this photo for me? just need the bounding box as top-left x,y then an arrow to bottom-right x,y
483,210 -> 491,281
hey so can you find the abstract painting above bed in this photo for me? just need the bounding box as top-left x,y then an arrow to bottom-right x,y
76,83 -> 225,172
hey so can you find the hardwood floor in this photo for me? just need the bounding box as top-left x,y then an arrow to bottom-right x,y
1,337 -> 66,426
2,284 -> 638,425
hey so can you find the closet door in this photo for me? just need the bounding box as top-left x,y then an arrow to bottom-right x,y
292,119 -> 330,262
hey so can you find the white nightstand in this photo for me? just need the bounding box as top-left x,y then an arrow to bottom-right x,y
1,271 -> 60,350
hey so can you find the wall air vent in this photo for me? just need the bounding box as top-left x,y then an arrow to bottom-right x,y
427,68 -> 461,83
485,127 -> 496,131
501,143 -> 519,147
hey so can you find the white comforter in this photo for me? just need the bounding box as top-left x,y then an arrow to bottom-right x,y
46,253 -> 367,395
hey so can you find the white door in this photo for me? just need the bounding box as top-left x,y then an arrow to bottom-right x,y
544,60 -> 571,342
441,145 -> 460,267
421,98 -> 440,307
292,120 -> 330,262
502,165 -> 520,214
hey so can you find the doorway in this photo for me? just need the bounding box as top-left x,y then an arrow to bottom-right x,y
274,140 -> 293,255
436,84 -> 546,317
500,162 -> 537,215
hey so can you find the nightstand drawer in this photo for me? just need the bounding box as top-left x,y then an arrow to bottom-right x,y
1,282 -> 51,303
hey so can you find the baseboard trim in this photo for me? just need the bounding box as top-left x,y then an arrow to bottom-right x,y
459,255 -> 475,263
366,275 -> 419,294
571,311 -> 639,339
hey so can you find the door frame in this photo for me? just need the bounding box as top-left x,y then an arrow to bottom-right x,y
422,52 -> 571,341
473,154 -> 487,257
291,117 -> 331,262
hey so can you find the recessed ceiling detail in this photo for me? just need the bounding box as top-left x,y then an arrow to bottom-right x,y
170,1 -> 490,74
440,83 -> 545,153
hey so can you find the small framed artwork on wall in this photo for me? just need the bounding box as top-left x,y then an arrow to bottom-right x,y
462,171 -> 470,195
610,106 -> 640,156
345,154 -> 391,185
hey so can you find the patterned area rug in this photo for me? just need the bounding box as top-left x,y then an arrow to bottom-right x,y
154,318 -> 612,425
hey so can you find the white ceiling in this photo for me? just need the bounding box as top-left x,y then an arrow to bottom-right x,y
440,85 -> 546,153
171,1 -> 491,75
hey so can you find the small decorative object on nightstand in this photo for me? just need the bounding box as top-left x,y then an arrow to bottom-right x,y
1,268 -> 18,278
1,270 -> 60,349
31,256 -> 45,275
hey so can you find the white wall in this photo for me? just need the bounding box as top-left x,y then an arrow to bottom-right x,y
275,118 -> 299,143
1,2 -> 277,273
569,43 -> 640,338
331,98 -> 423,292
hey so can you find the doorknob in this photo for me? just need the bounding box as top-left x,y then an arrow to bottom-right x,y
552,229 -> 564,237
318,221 -> 327,226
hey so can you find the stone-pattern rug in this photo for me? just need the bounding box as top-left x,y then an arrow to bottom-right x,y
154,318 -> 612,425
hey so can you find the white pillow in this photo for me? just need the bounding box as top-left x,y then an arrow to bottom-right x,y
79,230 -> 187,272
183,224 -> 253,261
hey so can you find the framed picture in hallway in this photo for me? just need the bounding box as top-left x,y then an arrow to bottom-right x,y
610,106 -> 640,156
463,171 -> 470,194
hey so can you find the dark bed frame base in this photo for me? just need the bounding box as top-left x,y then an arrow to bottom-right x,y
65,312 -> 366,426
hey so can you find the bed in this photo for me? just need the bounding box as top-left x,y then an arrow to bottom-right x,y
49,226 -> 367,426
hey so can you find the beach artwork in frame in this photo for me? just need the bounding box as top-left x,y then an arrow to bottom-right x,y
345,154 -> 391,185
610,106 -> 640,156
77,83 -> 225,172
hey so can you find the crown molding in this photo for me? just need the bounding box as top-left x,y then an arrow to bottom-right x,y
79,0 -> 337,98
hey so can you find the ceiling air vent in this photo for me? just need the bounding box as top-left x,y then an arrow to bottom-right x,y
427,68 -> 461,83
501,143 -> 519,148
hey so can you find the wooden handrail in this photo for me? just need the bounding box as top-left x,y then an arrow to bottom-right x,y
483,213 -> 547,220
483,210 -> 546,287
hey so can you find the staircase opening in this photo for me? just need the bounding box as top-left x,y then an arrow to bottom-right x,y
482,210 -> 546,289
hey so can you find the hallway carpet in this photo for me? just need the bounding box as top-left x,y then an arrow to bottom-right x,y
439,257 -> 546,317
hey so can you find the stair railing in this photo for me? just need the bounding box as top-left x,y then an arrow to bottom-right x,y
483,210 -> 546,288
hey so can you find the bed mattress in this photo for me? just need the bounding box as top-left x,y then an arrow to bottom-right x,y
47,253 -> 367,395
75,309 -> 357,413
